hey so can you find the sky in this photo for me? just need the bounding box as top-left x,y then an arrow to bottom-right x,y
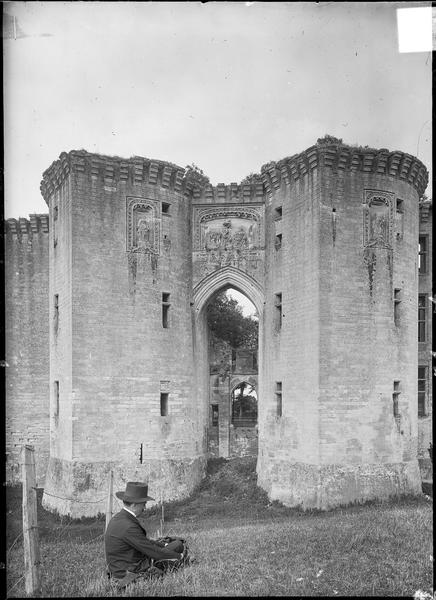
3,1 -> 432,222
227,288 -> 256,317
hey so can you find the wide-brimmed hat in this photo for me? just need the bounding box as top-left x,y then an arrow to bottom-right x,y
116,482 -> 155,502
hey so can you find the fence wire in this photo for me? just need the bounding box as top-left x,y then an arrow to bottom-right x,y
7,531 -> 23,554
6,490 -> 123,598
6,574 -> 25,596
38,489 -> 107,504
8,455 -> 170,598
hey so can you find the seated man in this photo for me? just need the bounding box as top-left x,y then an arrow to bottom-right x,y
105,481 -> 187,586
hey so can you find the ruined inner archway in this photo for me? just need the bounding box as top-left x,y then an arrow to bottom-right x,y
231,382 -> 258,427
192,270 -> 264,461
207,289 -> 259,458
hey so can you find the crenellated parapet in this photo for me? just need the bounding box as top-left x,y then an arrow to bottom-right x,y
40,150 -> 197,202
419,197 -> 432,222
5,214 -> 49,235
260,140 -> 428,197
40,140 -> 429,207
192,179 -> 264,205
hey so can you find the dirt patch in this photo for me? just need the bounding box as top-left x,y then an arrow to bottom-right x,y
153,457 -> 298,523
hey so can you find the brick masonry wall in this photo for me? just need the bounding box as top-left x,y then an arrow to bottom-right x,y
5,215 -> 50,485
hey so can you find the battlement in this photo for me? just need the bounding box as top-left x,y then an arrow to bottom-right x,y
5,214 -> 49,235
191,180 -> 264,205
419,197 -> 432,222
260,141 -> 428,197
41,141 -> 429,207
192,140 -> 428,202
40,150 -> 197,201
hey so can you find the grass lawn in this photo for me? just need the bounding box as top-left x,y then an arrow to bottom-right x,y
6,458 -> 434,597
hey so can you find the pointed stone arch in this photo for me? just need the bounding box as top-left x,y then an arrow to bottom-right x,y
192,266 -> 264,316
230,379 -> 258,427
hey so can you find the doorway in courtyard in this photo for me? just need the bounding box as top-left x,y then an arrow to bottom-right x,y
206,287 -> 259,458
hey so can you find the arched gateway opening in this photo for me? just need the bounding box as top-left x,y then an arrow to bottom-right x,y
206,289 -> 258,458
192,268 -> 264,460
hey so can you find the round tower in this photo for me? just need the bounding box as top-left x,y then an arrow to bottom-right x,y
40,151 -> 207,516
257,138 -> 428,508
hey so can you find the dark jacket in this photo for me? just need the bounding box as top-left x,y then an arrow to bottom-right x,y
104,509 -> 181,578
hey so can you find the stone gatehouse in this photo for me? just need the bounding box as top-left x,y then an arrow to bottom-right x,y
5,137 -> 432,516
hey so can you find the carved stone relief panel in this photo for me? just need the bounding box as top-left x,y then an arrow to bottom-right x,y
363,190 -> 394,249
126,197 -> 160,255
192,205 -> 264,281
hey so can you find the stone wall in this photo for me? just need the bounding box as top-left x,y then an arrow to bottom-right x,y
257,164 -> 322,504
208,373 -> 230,458
5,215 -> 50,485
256,142 -> 427,509
40,153 -> 207,516
418,199 -> 432,480
50,178 -> 73,464
315,171 -> 422,506
208,368 -> 258,459
207,337 -> 258,459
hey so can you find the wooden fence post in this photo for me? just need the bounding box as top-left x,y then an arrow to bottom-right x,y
22,445 -> 40,597
105,470 -> 113,530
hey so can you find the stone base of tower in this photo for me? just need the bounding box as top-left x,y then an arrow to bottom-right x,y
42,455 -> 207,517
257,459 -> 422,510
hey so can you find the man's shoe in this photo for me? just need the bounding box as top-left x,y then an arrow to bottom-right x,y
146,566 -> 165,578
113,571 -> 140,589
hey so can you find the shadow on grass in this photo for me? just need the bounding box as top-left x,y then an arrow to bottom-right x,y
6,486 -> 105,547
